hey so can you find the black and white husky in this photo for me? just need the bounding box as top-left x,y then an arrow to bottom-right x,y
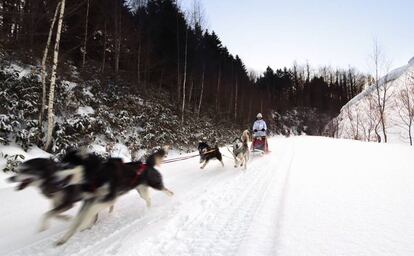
8,148 -> 173,246
197,142 -> 224,169
8,156 -> 96,232
232,130 -> 250,170
54,147 -> 173,246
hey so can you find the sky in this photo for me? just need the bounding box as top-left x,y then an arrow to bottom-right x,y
180,0 -> 414,74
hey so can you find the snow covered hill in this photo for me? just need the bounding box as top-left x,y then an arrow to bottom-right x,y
1,137 -> 413,256
329,57 -> 414,144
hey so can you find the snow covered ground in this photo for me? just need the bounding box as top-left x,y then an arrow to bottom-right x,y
1,137 -> 413,256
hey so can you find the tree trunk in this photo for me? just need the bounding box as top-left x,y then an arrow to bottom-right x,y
44,0 -> 65,151
81,0 -> 89,68
373,42 -> 388,143
137,39 -> 141,85
247,97 -> 252,124
197,66 -> 205,117
158,68 -> 164,93
215,66 -> 221,112
39,1 -> 61,128
234,77 -> 238,121
188,76 -> 194,105
181,28 -> 188,124
176,14 -> 181,105
409,120 -> 413,146
101,21 -> 107,73
114,3 -> 121,73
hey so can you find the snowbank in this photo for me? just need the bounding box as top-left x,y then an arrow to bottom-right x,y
332,57 -> 414,144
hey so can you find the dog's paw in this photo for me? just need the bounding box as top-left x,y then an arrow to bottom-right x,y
163,189 -> 174,197
55,238 -> 67,247
80,226 -> 91,232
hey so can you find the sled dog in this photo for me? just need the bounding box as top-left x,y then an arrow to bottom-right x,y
197,142 -> 224,169
232,130 -> 250,170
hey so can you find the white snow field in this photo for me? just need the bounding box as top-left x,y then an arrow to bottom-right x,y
1,137 -> 414,256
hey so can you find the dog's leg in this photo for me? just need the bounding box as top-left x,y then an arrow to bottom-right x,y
162,188 -> 174,197
56,200 -> 114,245
200,160 -> 208,169
242,157 -> 247,170
220,160 -> 224,167
39,211 -> 55,232
55,200 -> 93,246
137,185 -> 152,208
80,213 -> 98,232
109,204 -> 114,213
234,156 -> 238,168
39,203 -> 72,232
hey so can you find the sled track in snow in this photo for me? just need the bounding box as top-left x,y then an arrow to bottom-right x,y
130,140 -> 296,256
6,139 -> 296,256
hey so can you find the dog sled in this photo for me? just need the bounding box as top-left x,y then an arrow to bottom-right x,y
251,136 -> 269,154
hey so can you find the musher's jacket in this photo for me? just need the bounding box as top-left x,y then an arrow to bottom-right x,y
252,119 -> 267,137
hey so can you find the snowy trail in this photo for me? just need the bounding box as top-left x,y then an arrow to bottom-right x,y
1,137 -> 414,256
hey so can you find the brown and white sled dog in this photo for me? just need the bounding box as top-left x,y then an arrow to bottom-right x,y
232,130 -> 250,170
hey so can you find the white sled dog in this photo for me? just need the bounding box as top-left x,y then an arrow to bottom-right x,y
232,130 -> 250,170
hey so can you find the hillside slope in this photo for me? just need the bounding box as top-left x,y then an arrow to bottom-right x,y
329,57 -> 414,144
0,58 -> 242,158
1,137 -> 413,256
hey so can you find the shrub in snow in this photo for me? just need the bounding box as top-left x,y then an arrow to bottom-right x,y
0,153 -> 25,172
0,68 -> 41,149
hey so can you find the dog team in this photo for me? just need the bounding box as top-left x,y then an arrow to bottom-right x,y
6,113 -> 268,246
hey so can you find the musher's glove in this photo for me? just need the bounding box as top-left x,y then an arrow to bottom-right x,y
261,128 -> 266,132
254,129 -> 258,132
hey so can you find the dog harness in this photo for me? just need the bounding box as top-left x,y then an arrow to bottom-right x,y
130,164 -> 148,186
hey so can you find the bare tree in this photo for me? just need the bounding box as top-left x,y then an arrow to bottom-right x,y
176,12 -> 181,106
395,72 -> 414,145
114,1 -> 121,73
44,0 -> 66,151
234,77 -> 238,121
364,95 -> 380,142
189,0 -> 206,29
137,33 -> 142,84
101,20 -> 107,73
180,27 -> 188,124
39,1 -> 61,127
215,66 -> 221,112
345,105 -> 360,140
187,75 -> 193,105
197,65 -> 205,117
81,0 -> 90,68
371,41 -> 392,143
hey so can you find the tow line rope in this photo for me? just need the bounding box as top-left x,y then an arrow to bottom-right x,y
162,149 -> 230,164
162,154 -> 199,164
